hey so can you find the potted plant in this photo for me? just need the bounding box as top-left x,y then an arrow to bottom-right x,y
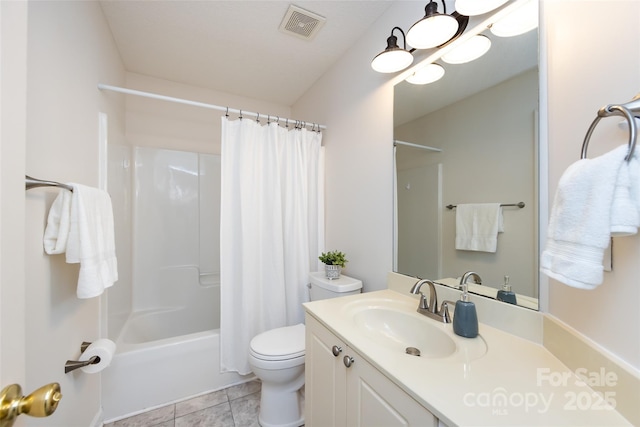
318,250 -> 348,280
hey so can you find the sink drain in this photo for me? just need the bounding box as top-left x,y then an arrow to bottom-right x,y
405,347 -> 421,356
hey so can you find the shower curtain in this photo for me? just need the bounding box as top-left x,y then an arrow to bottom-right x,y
219,116 -> 324,374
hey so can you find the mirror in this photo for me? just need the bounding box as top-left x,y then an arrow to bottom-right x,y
393,24 -> 539,309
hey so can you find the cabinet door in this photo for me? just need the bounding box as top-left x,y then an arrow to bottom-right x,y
305,315 -> 347,427
345,348 -> 438,427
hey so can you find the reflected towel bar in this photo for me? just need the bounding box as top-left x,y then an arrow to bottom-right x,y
25,175 -> 73,192
446,202 -> 525,210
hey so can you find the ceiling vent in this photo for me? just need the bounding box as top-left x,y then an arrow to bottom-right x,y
279,5 -> 326,41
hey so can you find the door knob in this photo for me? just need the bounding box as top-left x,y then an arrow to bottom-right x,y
0,383 -> 62,427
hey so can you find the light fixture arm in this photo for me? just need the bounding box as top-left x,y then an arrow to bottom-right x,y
389,26 -> 409,51
424,0 -> 447,17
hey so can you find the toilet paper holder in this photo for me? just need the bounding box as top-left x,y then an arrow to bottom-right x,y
64,342 -> 100,374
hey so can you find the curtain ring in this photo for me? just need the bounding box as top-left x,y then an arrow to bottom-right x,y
225,107 -> 229,118
267,114 -> 271,124
256,112 -> 260,123
276,116 -> 280,127
239,110 -> 243,120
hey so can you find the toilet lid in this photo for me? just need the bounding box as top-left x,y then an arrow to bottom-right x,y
250,323 -> 305,361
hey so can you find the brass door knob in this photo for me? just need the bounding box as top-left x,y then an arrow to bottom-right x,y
0,383 -> 62,427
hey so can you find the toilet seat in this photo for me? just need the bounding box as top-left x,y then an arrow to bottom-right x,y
249,323 -> 305,361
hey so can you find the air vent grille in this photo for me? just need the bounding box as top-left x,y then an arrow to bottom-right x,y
279,5 -> 326,41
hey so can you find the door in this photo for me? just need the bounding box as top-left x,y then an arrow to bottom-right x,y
345,349 -> 438,427
305,315 -> 347,426
0,0 -> 29,423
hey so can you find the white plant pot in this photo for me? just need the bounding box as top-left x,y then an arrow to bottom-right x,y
324,265 -> 341,280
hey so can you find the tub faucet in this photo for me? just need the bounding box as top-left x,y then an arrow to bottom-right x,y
409,279 -> 451,323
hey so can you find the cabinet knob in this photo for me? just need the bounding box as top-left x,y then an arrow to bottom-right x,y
343,355 -> 355,368
331,345 -> 342,357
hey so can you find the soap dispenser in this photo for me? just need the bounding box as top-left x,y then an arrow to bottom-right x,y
453,284 -> 478,338
496,275 -> 517,305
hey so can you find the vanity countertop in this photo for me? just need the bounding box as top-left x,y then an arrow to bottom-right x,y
303,289 -> 630,427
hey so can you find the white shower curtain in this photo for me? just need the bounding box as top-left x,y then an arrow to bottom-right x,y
219,117 -> 324,374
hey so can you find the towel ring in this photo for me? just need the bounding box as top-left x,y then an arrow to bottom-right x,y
581,104 -> 637,161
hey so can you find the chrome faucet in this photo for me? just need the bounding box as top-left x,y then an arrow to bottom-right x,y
409,279 -> 451,323
459,271 -> 482,289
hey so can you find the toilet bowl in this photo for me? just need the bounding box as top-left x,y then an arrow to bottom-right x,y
249,324 -> 305,427
248,272 -> 363,427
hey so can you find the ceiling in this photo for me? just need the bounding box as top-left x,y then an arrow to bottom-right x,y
98,0 -> 395,106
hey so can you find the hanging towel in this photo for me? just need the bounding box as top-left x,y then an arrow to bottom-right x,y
540,144 -> 627,289
67,184 -> 118,298
44,184 -> 118,298
44,189 -> 73,254
610,158 -> 639,236
455,203 -> 503,252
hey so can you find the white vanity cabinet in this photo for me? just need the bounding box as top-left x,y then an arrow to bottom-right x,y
305,314 -> 438,427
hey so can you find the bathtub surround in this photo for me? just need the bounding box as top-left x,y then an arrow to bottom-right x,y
104,147 -> 249,420
220,117 -> 324,375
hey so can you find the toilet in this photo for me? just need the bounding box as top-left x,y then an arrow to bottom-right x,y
248,272 -> 363,427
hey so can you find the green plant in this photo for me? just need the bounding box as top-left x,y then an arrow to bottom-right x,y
318,250 -> 348,268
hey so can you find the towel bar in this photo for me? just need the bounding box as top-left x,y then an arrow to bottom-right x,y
25,175 -> 73,192
581,94 -> 640,161
446,202 -> 525,210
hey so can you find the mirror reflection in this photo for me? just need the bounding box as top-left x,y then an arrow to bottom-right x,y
393,25 -> 539,309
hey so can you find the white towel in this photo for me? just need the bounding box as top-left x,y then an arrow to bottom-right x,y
43,189 -> 73,254
455,203 -> 503,252
44,184 -> 118,298
610,158 -> 639,236
541,144 -> 627,289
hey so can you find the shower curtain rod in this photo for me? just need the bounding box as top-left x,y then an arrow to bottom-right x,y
98,83 -> 327,130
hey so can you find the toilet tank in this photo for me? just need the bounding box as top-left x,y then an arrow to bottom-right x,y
308,271 -> 363,301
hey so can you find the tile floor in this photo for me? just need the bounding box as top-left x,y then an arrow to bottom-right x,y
104,380 -> 262,427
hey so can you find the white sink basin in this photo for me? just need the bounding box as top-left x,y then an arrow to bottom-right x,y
353,307 -> 456,358
340,296 -> 488,361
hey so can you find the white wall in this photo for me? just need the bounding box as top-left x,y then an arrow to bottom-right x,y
24,1 -> 125,425
292,3 -> 418,291
294,0 -> 639,371
124,72 -> 291,155
395,70 -> 538,296
545,0 -> 640,370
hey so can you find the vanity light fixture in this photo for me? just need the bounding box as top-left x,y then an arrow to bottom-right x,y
371,2 -> 469,74
371,27 -> 414,73
406,1 -> 459,49
454,0 -> 509,16
405,63 -> 445,85
490,0 -> 538,37
441,34 -> 492,64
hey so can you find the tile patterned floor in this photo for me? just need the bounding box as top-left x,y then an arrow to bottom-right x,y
105,380 -> 262,427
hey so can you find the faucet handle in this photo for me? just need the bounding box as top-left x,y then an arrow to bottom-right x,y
439,301 -> 453,323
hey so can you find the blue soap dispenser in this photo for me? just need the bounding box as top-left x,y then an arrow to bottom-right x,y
453,284 -> 478,338
496,275 -> 517,305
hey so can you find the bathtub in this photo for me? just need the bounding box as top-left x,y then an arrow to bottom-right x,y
102,303 -> 252,422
